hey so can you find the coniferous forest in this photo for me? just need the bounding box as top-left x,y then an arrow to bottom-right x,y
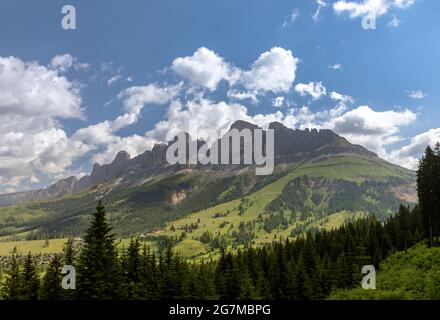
0,145 -> 439,300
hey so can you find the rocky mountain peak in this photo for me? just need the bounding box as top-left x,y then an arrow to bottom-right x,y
230,120 -> 260,131
113,150 -> 131,164
0,121 -> 383,206
46,175 -> 78,195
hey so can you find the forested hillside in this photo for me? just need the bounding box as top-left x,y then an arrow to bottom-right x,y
0,143 -> 438,300
0,201 -> 430,300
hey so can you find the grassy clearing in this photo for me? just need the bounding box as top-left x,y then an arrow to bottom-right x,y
0,238 -> 158,256
295,156 -> 408,181
0,238 -> 68,256
174,239 -> 208,258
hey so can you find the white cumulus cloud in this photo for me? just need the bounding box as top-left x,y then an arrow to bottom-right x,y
241,47 -> 299,94
171,47 -> 239,91
50,54 -> 89,72
171,47 -> 299,95
0,55 -> 85,189
119,83 -> 183,115
227,90 -> 259,104
272,96 -> 286,108
387,128 -> 440,169
295,82 -> 327,100
330,91 -> 354,104
325,105 -> 416,157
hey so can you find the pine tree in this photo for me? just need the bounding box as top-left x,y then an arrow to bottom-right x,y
123,238 -> 143,299
63,238 -> 75,266
434,143 -> 440,245
317,254 -> 332,298
196,262 -> 216,299
40,255 -> 63,300
215,250 -> 240,299
292,253 -> 313,300
159,245 -> 187,299
140,245 -> 158,299
333,252 -> 350,289
21,253 -> 40,300
1,255 -> 22,300
76,200 -> 122,299
237,260 -> 257,299
418,146 -> 438,247
62,238 -> 76,300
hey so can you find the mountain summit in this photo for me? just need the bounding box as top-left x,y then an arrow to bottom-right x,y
0,121 -> 416,241
0,121 -> 406,206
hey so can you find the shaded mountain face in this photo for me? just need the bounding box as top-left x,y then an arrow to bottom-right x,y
0,121 -> 408,207
268,122 -> 376,161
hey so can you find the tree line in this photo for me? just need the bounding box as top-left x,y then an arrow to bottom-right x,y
417,143 -> 440,247
0,144 -> 438,300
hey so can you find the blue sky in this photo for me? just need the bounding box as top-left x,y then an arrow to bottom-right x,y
0,0 -> 439,193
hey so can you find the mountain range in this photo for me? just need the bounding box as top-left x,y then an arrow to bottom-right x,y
0,121 -> 417,250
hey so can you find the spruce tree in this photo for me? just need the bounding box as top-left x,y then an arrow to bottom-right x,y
292,253 -> 313,300
123,238 -> 143,299
21,253 -> 40,300
1,255 -> 22,300
140,245 -> 158,299
159,245 -> 186,299
434,143 -> 440,245
61,238 -> 77,300
196,262 -> 216,299
215,250 -> 240,299
417,146 -> 437,247
63,238 -> 75,266
40,255 -> 63,300
76,200 -> 122,299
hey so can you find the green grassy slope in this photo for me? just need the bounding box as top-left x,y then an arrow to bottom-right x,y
153,155 -> 415,259
0,171 -> 250,238
329,243 -> 440,300
0,155 -> 415,257
0,237 -> 157,256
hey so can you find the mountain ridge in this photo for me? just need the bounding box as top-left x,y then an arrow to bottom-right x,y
0,120 -> 417,243
0,120 -> 401,207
